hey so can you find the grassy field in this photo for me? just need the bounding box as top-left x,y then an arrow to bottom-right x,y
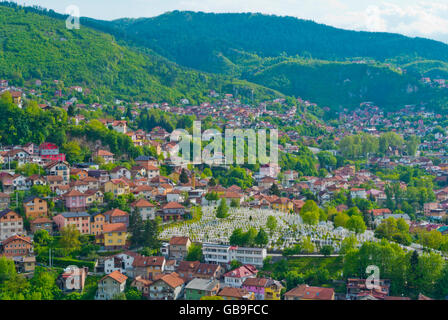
286,256 -> 344,277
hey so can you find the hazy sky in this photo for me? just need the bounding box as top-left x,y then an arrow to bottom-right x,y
13,0 -> 448,43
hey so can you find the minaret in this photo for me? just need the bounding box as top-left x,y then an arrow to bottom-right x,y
192,174 -> 196,189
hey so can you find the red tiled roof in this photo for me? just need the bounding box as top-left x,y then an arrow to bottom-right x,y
104,208 -> 129,217
169,236 -> 190,245
242,277 -> 269,287
155,272 -> 184,288
218,287 -> 251,298
131,198 -> 155,208
163,202 -> 185,210
2,234 -> 32,245
132,256 -> 165,267
63,189 -> 85,197
284,284 -> 334,300
103,223 -> 127,233
30,217 -> 52,224
223,265 -> 258,278
96,149 -> 114,156
102,270 -> 127,284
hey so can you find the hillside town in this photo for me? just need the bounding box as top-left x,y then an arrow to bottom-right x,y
1,76 -> 448,301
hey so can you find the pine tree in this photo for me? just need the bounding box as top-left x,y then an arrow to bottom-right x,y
269,183 -> 280,196
208,177 -> 216,187
129,210 -> 144,248
179,169 -> 189,184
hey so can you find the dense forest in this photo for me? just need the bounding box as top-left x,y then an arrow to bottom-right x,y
0,3 -> 447,112
0,3 -> 283,105
82,10 -> 448,112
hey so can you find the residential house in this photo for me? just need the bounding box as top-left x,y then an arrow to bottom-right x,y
82,176 -> 100,190
71,180 -> 89,193
224,264 -> 258,288
166,190 -> 184,203
30,217 -> 53,235
97,223 -> 128,250
0,173 -> 13,194
146,165 -> 160,179
0,209 -> 24,241
23,196 -> 48,220
104,252 -> 139,275
350,188 -> 367,199
94,150 -> 115,164
39,142 -> 66,162
229,246 -> 267,268
194,263 -> 223,280
271,197 -> 294,212
70,168 -> 88,180
104,208 -> 129,227
13,255 -> 36,274
91,212 -> 106,236
63,190 -> 87,212
346,278 -> 390,300
0,192 -> 10,210
185,278 -> 220,300
176,260 -> 200,282
218,287 -> 255,300
169,236 -> 191,261
242,278 -> 283,300
111,121 -> 127,134
259,177 -> 277,190
58,266 -> 88,293
95,270 -> 128,300
149,272 -> 185,300
88,170 -> 110,184
219,191 -> 244,206
131,198 -> 156,221
110,166 -> 131,180
135,156 -> 158,171
104,179 -> 130,197
1,235 -> 33,257
12,174 -> 28,191
46,175 -> 64,192
132,256 -> 166,279
53,212 -> 91,235
84,189 -> 104,206
131,276 -> 153,298
161,202 -> 186,222
44,161 -> 70,185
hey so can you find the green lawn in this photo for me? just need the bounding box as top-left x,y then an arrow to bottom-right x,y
286,256 -> 344,277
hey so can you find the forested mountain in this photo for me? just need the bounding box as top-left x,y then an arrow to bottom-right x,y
1,3 -> 447,112
82,11 -> 448,112
0,4 -> 282,104
100,11 -> 448,72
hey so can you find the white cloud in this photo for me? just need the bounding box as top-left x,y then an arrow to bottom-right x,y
332,1 -> 448,42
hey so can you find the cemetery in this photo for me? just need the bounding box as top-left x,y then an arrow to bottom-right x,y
159,206 -> 376,252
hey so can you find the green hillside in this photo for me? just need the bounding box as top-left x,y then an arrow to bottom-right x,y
82,10 -> 448,112
1,4 -> 447,112
0,4 -> 282,104
102,11 -> 448,73
248,59 -> 434,110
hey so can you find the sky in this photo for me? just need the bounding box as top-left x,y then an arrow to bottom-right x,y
13,0 -> 448,43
